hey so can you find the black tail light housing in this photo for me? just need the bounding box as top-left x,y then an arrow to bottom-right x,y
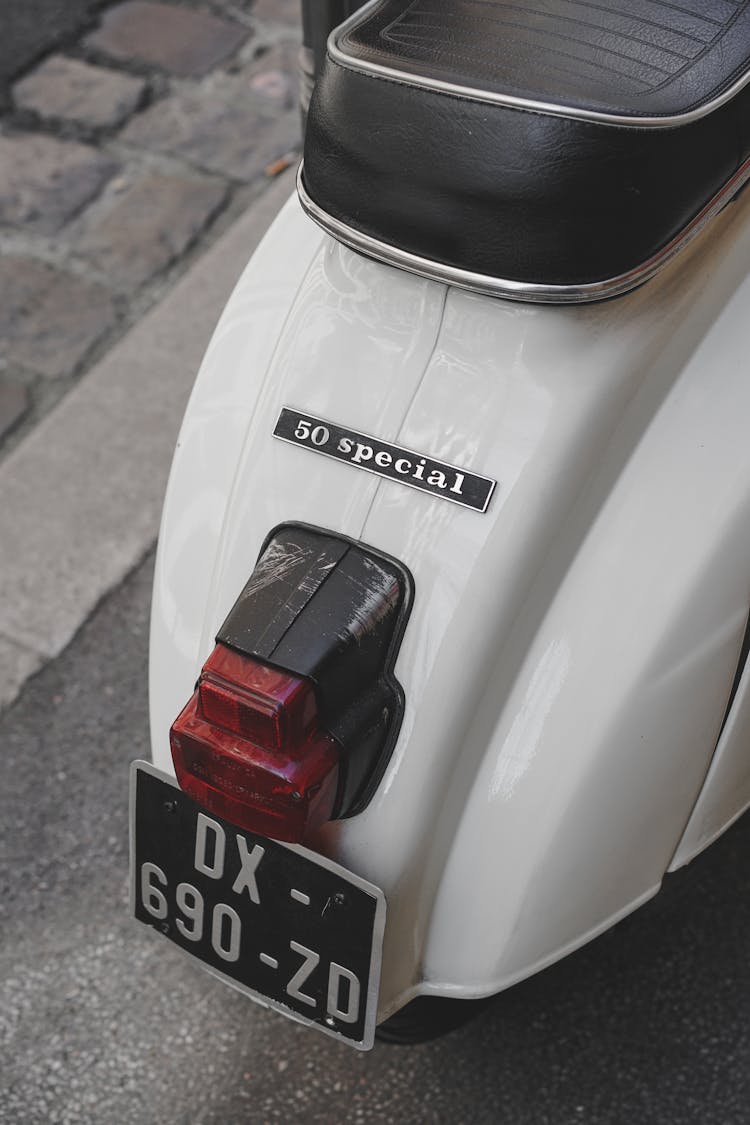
170,524 -> 413,842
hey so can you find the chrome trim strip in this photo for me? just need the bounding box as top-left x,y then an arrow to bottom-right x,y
297,156 -> 750,304
328,0 -> 750,129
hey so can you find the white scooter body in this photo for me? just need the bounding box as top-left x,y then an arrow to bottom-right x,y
150,184 -> 750,1021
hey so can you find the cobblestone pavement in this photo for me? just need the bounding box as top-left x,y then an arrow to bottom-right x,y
0,0 -> 302,455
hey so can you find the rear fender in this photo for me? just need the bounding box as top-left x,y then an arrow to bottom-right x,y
151,190 -> 750,1016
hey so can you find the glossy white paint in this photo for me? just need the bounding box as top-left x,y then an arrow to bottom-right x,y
670,651 -> 750,869
150,187 -> 750,1020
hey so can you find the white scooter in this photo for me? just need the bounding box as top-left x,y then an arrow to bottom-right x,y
131,0 -> 750,1050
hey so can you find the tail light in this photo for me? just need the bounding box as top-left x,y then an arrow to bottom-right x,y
170,647 -> 341,842
170,525 -> 412,844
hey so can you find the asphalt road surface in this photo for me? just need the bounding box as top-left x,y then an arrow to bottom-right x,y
2,552 -> 750,1124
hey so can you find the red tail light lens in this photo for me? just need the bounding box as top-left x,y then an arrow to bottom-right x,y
198,645 -> 317,750
170,645 -> 340,843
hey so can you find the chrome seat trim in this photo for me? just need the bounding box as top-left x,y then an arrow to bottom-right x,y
297,156 -> 750,305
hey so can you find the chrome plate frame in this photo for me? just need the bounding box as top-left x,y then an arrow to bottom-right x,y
129,760 -> 386,1050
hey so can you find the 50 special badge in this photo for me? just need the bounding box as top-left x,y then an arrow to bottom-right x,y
273,408 -> 496,514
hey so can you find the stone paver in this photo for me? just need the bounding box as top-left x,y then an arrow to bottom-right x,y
13,55 -> 146,130
244,41 -> 300,108
0,134 -> 116,234
77,172 -> 228,288
0,2 -> 301,472
0,380 -> 30,440
86,1 -> 249,77
0,256 -> 117,378
122,83 -> 300,180
250,0 -> 302,26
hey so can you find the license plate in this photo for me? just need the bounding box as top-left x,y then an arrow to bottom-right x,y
129,761 -> 385,1049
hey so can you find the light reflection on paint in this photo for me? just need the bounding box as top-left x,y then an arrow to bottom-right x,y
647,606 -> 747,693
489,638 -> 571,801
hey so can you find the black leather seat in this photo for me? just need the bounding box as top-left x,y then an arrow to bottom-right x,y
299,0 -> 750,302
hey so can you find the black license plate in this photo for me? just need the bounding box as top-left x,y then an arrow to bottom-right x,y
129,761 -> 385,1049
